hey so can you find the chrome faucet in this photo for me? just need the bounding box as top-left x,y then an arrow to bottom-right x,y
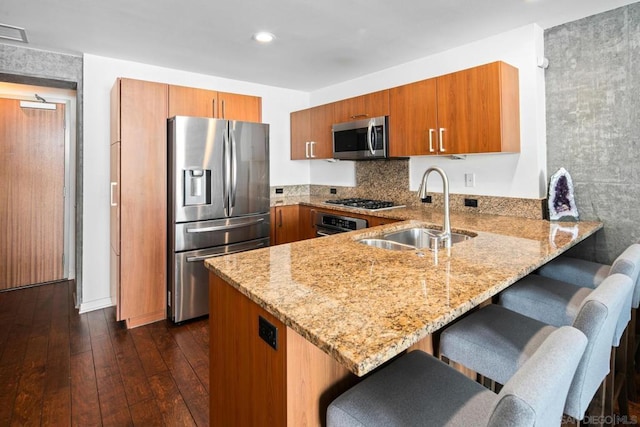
418,166 -> 451,248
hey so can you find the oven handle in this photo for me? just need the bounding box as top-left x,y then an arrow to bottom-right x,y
186,218 -> 264,233
317,231 -> 332,237
186,243 -> 266,262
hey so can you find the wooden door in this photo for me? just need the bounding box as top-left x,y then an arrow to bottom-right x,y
333,90 -> 390,123
436,62 -> 520,155
217,91 -> 262,122
0,98 -> 65,289
273,205 -> 300,245
389,79 -> 438,157
308,103 -> 334,159
168,84 -> 217,117
290,109 -> 310,160
117,78 -> 168,326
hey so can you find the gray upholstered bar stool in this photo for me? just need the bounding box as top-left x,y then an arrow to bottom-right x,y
439,273 -> 632,423
327,327 -> 586,427
500,244 -> 640,412
535,242 -> 640,401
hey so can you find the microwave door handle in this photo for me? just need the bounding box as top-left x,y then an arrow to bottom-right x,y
367,119 -> 375,155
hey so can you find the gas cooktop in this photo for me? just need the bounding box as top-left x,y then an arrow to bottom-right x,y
324,198 -> 405,211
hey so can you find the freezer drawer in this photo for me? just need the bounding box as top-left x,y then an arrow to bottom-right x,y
170,237 -> 269,323
173,212 -> 270,252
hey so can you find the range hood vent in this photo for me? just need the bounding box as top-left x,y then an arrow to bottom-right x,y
0,23 -> 28,43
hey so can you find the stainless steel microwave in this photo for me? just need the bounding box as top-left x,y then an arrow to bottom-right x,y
332,116 -> 388,160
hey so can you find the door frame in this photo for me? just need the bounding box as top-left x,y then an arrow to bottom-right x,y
0,83 -> 77,282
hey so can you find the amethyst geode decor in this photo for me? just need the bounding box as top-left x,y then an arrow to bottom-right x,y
548,167 -> 579,221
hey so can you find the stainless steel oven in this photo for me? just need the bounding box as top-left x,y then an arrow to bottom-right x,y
315,212 -> 368,236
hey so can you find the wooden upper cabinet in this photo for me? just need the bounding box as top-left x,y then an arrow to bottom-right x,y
389,61 -> 520,156
388,78 -> 438,157
169,85 -> 216,117
290,103 -> 335,160
217,91 -> 262,122
169,85 -> 262,122
436,61 -> 520,155
291,109 -> 310,160
333,90 -> 390,124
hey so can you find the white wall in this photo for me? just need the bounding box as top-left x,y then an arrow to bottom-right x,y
307,24 -> 547,198
81,54 -> 308,311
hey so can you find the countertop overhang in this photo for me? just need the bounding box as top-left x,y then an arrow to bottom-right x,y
206,196 -> 602,376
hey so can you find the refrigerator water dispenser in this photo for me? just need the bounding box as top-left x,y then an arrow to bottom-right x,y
184,169 -> 211,206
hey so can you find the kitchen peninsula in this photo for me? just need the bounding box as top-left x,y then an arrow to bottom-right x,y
205,199 -> 602,426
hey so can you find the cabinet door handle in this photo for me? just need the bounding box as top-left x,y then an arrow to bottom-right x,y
350,114 -> 369,119
110,182 -> 118,207
310,141 -> 316,158
221,99 -> 226,119
305,141 -> 310,158
279,210 -> 283,227
439,128 -> 446,152
212,99 -> 216,118
429,129 -> 436,153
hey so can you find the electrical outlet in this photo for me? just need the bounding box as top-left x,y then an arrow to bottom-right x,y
464,173 -> 475,187
421,196 -> 432,204
330,188 -> 337,194
275,188 -> 284,194
258,316 -> 278,350
464,198 -> 478,208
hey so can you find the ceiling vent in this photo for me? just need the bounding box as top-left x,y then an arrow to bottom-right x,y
0,23 -> 28,43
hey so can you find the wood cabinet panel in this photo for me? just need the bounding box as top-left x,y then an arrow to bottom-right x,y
217,91 -> 262,122
168,84 -> 216,117
110,142 -> 120,255
271,205 -> 300,245
210,273 -> 287,427
297,205 -> 317,240
290,103 -> 335,160
110,82 -> 121,143
390,61 -> 520,156
113,78 -> 168,327
333,90 -> 390,124
290,109 -> 310,160
389,78 -> 438,157
308,103 -> 334,159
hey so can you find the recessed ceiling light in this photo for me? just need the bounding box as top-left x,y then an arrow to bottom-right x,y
253,32 -> 275,44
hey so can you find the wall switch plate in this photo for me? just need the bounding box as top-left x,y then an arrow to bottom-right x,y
258,316 -> 278,350
464,173 -> 475,187
275,188 -> 284,194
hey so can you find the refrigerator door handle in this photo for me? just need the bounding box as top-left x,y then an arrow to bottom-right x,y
222,126 -> 231,216
185,217 -> 265,234
186,242 -> 266,262
230,127 -> 238,211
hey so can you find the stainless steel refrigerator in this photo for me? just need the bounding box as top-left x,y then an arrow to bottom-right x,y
168,116 -> 270,323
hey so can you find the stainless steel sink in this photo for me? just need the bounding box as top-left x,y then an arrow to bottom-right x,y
383,228 -> 474,249
358,238 -> 416,251
357,228 -> 475,251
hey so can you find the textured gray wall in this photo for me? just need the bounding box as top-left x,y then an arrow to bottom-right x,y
0,43 -> 84,302
545,4 -> 640,264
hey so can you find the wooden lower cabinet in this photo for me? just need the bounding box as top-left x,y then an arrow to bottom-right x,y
210,273 -> 358,426
297,205 -> 318,240
271,205 -> 300,245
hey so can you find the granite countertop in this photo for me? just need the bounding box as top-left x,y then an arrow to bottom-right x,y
206,196 -> 602,376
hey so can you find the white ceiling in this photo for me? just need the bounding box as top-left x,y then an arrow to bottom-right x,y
1,0 -> 637,91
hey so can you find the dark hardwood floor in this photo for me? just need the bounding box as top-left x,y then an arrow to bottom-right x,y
0,281 -> 209,426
